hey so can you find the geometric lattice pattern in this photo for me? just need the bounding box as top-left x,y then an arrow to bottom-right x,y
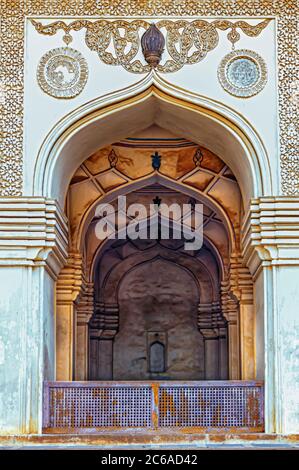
47,385 -> 152,428
159,385 -> 263,429
44,381 -> 264,433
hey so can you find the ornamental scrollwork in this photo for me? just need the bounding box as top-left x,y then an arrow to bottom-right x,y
31,19 -> 271,74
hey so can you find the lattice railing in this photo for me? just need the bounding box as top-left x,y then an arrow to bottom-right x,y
43,381 -> 264,433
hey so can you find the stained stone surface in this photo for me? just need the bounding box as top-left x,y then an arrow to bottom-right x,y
113,258 -> 203,380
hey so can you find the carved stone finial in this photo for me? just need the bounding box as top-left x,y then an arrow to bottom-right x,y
141,24 -> 165,68
153,196 -> 162,208
151,151 -> 162,170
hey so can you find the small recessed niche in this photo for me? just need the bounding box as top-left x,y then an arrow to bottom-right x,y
147,331 -> 167,374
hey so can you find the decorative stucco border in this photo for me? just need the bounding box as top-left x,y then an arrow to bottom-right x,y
0,1 -> 298,196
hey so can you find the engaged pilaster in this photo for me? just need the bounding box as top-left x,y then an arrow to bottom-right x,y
0,197 -> 68,434
242,196 -> 299,434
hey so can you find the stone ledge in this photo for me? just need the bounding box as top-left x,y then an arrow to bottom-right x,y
0,434 -> 298,449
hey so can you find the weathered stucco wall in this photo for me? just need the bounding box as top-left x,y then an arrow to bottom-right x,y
114,259 -> 202,380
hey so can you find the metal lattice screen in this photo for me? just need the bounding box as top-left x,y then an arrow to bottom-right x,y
158,385 -> 263,428
47,385 -> 152,428
43,381 -> 264,433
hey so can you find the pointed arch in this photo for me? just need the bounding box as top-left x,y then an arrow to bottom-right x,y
34,71 -> 274,210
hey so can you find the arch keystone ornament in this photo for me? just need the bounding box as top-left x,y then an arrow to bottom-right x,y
218,49 -> 267,98
37,47 -> 89,99
141,23 -> 165,68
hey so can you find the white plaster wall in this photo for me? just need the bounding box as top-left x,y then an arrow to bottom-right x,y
0,267 -> 25,433
0,265 -> 56,434
276,266 -> 299,433
24,17 -> 279,197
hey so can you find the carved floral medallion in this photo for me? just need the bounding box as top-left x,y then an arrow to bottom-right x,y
218,49 -> 267,98
37,47 -> 89,99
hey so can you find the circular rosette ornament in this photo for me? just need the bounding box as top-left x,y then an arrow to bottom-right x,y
37,47 -> 89,99
218,49 -> 267,98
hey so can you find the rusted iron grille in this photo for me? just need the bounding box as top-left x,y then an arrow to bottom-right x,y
47,385 -> 152,428
159,385 -> 263,428
43,381 -> 264,433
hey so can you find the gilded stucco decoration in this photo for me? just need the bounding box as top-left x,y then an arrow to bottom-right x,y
37,47 -> 89,99
0,1 -> 298,196
218,49 -> 267,98
31,18 -> 270,74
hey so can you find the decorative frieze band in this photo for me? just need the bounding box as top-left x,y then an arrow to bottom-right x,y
31,18 -> 270,74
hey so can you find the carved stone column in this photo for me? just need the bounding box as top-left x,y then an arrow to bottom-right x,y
229,254 -> 255,380
76,282 -> 94,380
198,302 -> 227,380
56,252 -> 84,380
89,302 -> 119,380
221,282 -> 240,380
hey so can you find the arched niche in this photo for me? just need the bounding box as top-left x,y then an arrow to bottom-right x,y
88,236 -> 228,381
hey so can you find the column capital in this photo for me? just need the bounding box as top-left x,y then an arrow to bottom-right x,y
227,254 -> 254,303
91,302 -> 119,339
56,252 -> 85,303
0,197 -> 68,278
77,282 -> 94,324
197,302 -> 227,331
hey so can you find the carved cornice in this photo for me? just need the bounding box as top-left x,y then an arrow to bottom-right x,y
0,197 -> 68,278
242,197 -> 299,275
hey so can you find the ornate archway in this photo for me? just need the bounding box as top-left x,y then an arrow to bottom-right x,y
56,126 -> 256,385
37,75 -> 270,434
